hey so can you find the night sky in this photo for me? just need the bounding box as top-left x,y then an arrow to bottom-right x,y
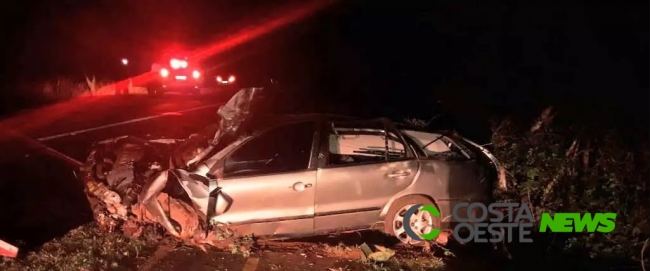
0,0 -> 647,138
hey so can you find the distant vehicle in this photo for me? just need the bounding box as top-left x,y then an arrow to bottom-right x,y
149,57 -> 202,96
214,74 -> 238,95
216,75 -> 236,85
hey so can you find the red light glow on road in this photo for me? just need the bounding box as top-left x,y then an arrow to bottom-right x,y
0,0 -> 335,139
111,0 -> 335,93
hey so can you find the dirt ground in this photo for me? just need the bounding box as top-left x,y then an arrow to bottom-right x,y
140,242 -> 449,271
1,223 -> 643,271
0,224 -> 477,271
145,245 -> 368,271
135,227 -> 460,271
141,237 -> 452,271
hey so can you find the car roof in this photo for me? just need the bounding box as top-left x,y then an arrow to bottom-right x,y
241,114 -> 453,136
240,113 -> 358,133
393,122 -> 450,133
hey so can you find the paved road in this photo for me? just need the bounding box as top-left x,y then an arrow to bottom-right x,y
2,94 -> 228,160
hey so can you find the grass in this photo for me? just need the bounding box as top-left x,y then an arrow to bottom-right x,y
321,241 -> 447,271
360,254 -> 446,271
322,242 -> 357,257
0,223 -> 161,271
43,76 -> 149,98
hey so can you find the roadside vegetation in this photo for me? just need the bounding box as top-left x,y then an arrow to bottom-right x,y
22,76 -> 117,102
489,106 -> 648,269
1,76 -> 148,116
0,224 -> 162,271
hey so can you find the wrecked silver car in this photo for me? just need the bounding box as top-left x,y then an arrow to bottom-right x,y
81,87 -> 502,248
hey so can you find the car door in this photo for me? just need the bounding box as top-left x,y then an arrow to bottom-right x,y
207,121 -> 320,238
313,120 -> 419,233
437,135 -> 491,221
439,136 -> 490,198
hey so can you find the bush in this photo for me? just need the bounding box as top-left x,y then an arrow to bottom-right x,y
40,78 -> 90,101
83,76 -> 118,96
491,106 -> 648,261
40,76 -> 120,100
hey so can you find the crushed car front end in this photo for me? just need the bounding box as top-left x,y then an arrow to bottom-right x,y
79,88 -> 263,248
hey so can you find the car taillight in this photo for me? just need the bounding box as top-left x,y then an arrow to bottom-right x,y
192,70 -> 200,79
228,75 -> 235,82
160,68 -> 169,77
170,59 -> 180,69
170,59 -> 188,69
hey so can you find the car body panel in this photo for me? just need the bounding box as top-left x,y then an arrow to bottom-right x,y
312,120 -> 421,232
398,129 -> 492,224
314,160 -> 419,232
202,117 -> 321,238
209,170 -> 317,237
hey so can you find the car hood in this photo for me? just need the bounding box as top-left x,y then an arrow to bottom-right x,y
180,87 -> 264,168
211,87 -> 263,145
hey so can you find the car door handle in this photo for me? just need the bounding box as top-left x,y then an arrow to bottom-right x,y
292,182 -> 313,192
387,170 -> 411,178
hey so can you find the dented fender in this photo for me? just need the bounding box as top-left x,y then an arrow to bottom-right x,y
460,137 -> 502,172
138,170 -> 183,237
460,137 -> 506,190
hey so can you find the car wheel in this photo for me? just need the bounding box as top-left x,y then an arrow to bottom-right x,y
384,195 -> 440,246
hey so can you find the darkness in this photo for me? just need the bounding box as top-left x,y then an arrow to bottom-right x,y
0,0 -> 648,137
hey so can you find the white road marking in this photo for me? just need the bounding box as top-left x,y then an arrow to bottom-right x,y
37,104 -> 221,142
35,142 -> 84,167
2,125 -> 85,167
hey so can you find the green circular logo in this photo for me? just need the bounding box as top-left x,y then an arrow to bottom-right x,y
403,204 -> 441,241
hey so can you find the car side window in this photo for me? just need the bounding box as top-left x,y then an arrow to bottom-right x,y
400,130 -> 473,160
438,136 -> 472,160
223,122 -> 315,178
327,126 -> 407,166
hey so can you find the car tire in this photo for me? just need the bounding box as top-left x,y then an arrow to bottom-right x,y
384,195 -> 440,246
